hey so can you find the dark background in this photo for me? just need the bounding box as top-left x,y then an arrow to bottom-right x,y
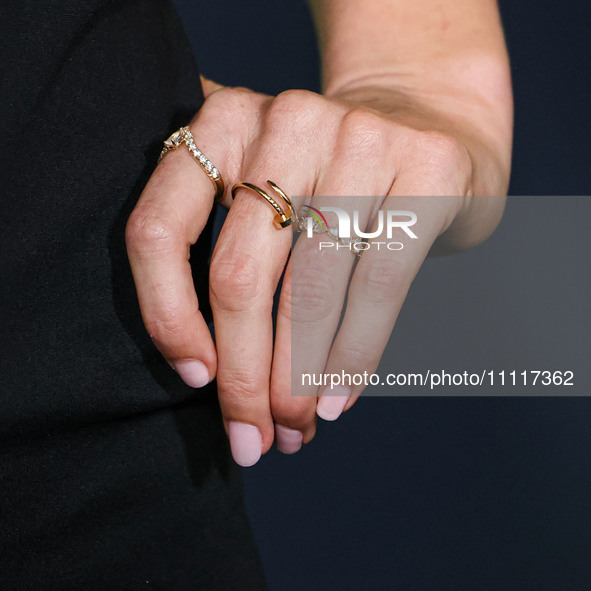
174,1 -> 591,589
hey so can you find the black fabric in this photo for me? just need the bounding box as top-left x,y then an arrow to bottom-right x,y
0,1 -> 267,588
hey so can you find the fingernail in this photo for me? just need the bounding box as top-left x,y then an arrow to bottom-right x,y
316,386 -> 350,421
228,422 -> 262,467
173,360 -> 210,388
275,424 -> 303,455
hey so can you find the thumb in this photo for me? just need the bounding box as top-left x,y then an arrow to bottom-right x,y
200,75 -> 226,99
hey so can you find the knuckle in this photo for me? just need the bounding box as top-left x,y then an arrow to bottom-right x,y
205,85 -> 253,112
265,88 -> 325,130
125,210 -> 183,255
200,86 -> 259,133
414,131 -> 472,177
335,342 -> 377,373
339,108 -> 388,155
358,257 -> 408,300
274,88 -> 322,110
210,252 -> 263,309
276,275 -> 294,322
143,310 -> 187,347
288,265 -> 336,324
218,367 -> 262,403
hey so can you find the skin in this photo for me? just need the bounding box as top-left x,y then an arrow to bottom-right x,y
125,0 -> 513,466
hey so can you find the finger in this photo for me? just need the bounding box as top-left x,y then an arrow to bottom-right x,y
319,182 -> 466,411
126,89 -> 261,387
210,181 -> 294,464
280,205 -> 359,427
211,90 -> 337,461
265,94 -> 354,448
272,258 -> 324,450
318,133 -> 471,410
283,107 -> 395,423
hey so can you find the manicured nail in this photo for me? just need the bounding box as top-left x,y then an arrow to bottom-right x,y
316,387 -> 350,421
275,424 -> 303,455
228,422 -> 262,467
173,360 -> 210,388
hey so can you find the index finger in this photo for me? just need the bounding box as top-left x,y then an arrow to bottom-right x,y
125,133 -> 220,387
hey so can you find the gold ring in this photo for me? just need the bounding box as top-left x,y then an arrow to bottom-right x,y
266,180 -> 298,224
158,126 -> 225,201
231,181 -> 294,229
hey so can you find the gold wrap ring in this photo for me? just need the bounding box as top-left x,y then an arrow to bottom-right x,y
231,180 -> 297,229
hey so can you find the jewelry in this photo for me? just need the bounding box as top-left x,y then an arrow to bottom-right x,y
231,181 -> 294,229
158,126 -> 225,201
266,181 -> 298,224
296,215 -> 365,259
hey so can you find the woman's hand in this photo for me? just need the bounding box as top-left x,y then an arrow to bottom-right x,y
126,73 -> 511,466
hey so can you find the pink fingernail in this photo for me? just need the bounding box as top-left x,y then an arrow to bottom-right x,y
275,424 -> 303,455
316,386 -> 350,421
228,422 -> 262,467
173,360 -> 210,388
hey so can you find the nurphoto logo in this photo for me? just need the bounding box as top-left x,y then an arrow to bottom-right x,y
297,206 -> 418,254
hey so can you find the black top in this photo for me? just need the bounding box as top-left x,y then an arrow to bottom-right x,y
0,1 -> 266,588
